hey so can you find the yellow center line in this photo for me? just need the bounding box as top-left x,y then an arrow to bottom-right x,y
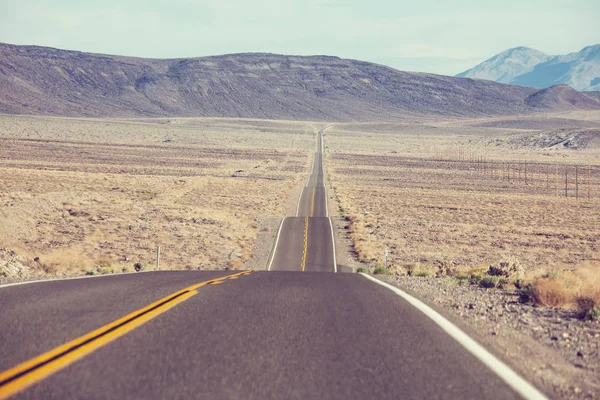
310,187 -> 316,217
301,217 -> 308,272
0,270 -> 251,400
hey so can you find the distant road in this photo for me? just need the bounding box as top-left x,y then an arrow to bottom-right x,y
0,130 -> 545,399
268,131 -> 336,272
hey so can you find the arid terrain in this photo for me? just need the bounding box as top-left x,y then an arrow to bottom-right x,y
326,111 -> 600,274
0,115 -> 317,281
325,111 -> 600,398
2,42 -> 600,121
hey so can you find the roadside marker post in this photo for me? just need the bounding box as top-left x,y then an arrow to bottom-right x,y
384,249 -> 389,269
156,247 -> 161,270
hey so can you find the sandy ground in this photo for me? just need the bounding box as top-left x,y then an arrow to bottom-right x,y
0,115 -> 323,281
325,112 -> 600,275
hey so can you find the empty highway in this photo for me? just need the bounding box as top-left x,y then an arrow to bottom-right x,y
268,131 -> 336,272
0,130 -> 546,399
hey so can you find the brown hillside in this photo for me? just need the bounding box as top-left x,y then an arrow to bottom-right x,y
525,84 -> 600,110
1,43 -> 599,120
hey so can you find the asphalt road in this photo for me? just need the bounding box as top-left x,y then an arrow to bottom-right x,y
0,272 -> 524,399
0,130 -> 544,399
270,131 -> 336,272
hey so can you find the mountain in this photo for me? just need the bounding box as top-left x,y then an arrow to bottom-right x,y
513,45 -> 600,91
456,47 -> 550,84
0,43 -> 598,121
458,45 -> 600,91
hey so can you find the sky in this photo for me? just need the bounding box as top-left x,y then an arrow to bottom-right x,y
1,0 -> 599,76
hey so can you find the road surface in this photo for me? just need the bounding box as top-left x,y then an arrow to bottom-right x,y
269,131 -> 336,272
0,130 -> 545,399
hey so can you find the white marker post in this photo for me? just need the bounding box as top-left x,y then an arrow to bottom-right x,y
156,247 -> 161,270
385,249 -> 389,269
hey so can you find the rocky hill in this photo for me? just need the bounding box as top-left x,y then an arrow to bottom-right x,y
1,43 -> 599,121
456,47 -> 550,84
459,45 -> 600,92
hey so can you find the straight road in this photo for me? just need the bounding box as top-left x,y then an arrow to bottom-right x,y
269,130 -> 336,272
0,128 -> 545,399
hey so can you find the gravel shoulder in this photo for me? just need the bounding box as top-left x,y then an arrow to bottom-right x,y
376,275 -> 600,399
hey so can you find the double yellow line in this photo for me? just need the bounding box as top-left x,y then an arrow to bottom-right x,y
301,217 -> 308,272
0,271 -> 250,399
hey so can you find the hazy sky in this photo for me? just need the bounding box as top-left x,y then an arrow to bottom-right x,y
1,0 -> 598,75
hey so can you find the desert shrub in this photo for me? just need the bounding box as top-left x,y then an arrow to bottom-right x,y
373,267 -> 389,275
404,263 -> 420,276
518,284 -> 533,303
479,275 -> 508,289
487,258 -> 524,279
583,307 -> 600,322
455,273 -> 469,286
134,262 -> 146,272
530,277 -> 572,308
440,277 -> 458,286
356,267 -> 367,274
87,263 -> 112,276
435,260 -> 456,277
575,288 -> 600,321
469,274 -> 482,286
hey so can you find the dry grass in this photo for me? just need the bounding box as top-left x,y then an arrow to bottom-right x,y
325,111 -> 600,308
0,115 -> 319,281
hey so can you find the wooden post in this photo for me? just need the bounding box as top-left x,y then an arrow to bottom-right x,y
555,165 -> 559,198
565,167 -> 568,198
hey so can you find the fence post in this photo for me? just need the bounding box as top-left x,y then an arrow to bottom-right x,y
565,167 -> 568,198
576,166 -> 579,200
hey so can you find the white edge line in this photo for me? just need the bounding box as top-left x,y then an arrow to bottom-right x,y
267,217 -> 287,271
0,270 -> 154,290
359,273 -> 548,400
328,217 -> 337,273
296,188 -> 304,217
324,186 -> 329,217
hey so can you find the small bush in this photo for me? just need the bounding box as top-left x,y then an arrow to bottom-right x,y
134,262 -> 146,272
455,273 -> 469,286
87,263 -> 112,276
479,275 -> 508,289
518,284 -> 533,303
575,291 -> 600,321
469,274 -> 483,286
583,307 -> 600,321
404,263 -> 420,276
356,267 -> 367,274
435,260 -> 456,277
530,277 -> 572,308
373,267 -> 389,275
440,277 -> 458,286
487,258 -> 523,279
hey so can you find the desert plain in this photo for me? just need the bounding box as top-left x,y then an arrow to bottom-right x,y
0,115 -> 316,280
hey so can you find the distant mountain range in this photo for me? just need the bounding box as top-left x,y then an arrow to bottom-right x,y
458,45 -> 600,91
0,43 -> 599,121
